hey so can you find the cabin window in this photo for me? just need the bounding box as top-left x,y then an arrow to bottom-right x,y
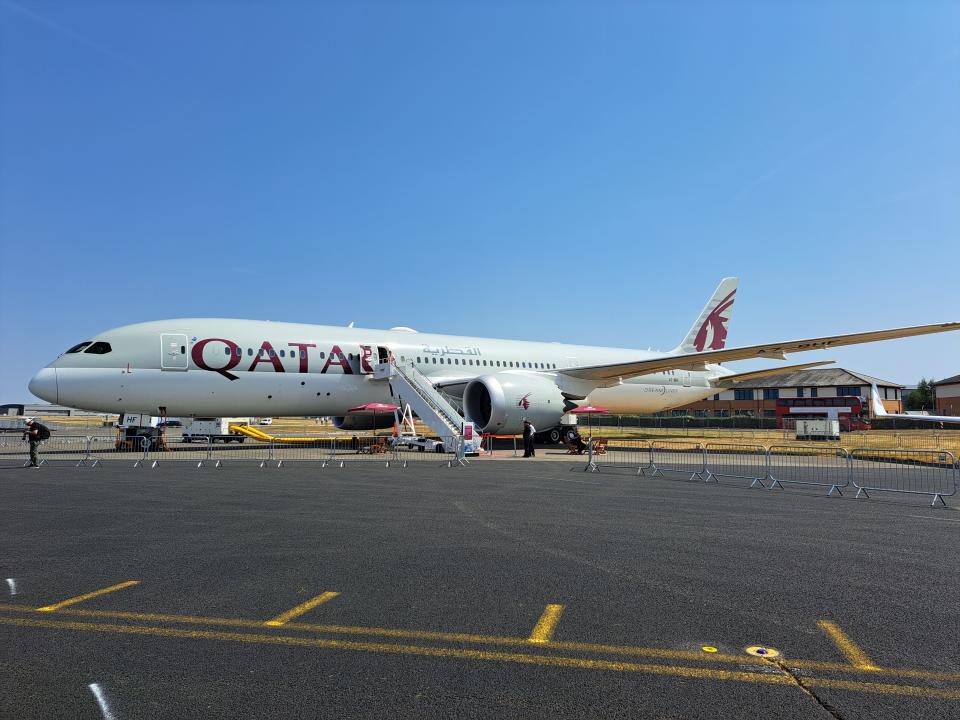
279,350 -> 285,357
224,347 -> 231,355
84,341 -> 112,354
319,352 -> 326,358
454,359 -> 459,365
65,342 -> 92,354
268,349 -> 276,358
417,357 -> 421,363
300,350 -> 306,359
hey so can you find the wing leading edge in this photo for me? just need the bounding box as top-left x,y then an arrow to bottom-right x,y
562,322 -> 960,383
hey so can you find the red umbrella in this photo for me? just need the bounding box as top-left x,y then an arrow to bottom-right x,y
569,405 -> 609,436
347,403 -> 400,437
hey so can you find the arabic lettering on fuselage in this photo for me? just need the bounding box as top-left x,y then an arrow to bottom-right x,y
421,346 -> 482,357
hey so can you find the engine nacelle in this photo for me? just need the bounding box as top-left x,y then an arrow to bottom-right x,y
331,415 -> 395,431
464,373 -> 566,435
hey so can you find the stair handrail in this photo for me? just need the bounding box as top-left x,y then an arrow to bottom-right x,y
393,362 -> 464,434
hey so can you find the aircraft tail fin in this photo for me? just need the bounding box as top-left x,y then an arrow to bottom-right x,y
674,277 -> 739,354
870,384 -> 889,417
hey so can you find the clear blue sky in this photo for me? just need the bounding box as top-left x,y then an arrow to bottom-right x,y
1,1 -> 957,403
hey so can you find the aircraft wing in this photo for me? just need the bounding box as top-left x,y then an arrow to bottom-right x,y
711,361 -> 836,385
562,322 -> 960,382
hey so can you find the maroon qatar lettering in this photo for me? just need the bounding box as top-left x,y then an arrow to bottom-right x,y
193,338 -> 358,377
320,344 -> 354,375
191,338 -> 241,381
287,343 -> 316,373
249,341 -> 285,372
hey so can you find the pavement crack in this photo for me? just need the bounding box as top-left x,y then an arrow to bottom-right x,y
773,659 -> 848,720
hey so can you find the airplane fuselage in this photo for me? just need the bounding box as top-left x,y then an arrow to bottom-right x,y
29,319 -> 729,418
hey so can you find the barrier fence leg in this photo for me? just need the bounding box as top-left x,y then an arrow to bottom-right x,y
692,449 -> 707,481
77,437 -> 91,468
453,437 -> 468,467
584,439 -> 598,472
703,454 -> 717,483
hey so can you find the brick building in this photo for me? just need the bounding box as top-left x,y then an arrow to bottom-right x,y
679,368 -> 902,418
933,375 -> 960,416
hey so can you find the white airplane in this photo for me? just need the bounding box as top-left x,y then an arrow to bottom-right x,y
870,385 -> 960,424
27,278 -> 959,441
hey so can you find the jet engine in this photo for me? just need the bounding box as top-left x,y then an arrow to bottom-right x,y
463,373 -> 566,435
332,415 -> 395,431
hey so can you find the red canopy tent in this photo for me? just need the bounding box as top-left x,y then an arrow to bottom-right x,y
347,402 -> 400,437
568,405 -> 609,437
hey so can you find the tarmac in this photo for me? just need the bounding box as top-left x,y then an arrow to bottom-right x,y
1,460 -> 958,719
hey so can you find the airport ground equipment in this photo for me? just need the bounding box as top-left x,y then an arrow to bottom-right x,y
390,404 -> 451,454
376,361 -> 467,461
795,418 -> 840,441
182,417 -> 250,443
227,424 -> 328,443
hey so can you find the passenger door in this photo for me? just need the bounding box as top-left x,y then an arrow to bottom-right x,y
160,333 -> 189,370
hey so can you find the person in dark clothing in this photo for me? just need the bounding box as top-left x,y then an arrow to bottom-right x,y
522,419 -> 536,458
23,418 -> 49,468
565,427 -> 586,455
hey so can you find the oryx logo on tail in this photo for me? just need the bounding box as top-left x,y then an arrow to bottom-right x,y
518,393 -> 531,410
675,277 -> 739,355
694,289 -> 735,351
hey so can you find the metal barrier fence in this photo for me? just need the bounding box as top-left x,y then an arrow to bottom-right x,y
6,434 -> 958,506
850,449 -> 958,507
703,443 -> 768,488
767,445 -> 850,496
649,441 -> 706,481
0,434 -> 462,469
584,439 -> 651,473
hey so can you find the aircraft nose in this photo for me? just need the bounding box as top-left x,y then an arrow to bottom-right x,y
28,368 -> 58,404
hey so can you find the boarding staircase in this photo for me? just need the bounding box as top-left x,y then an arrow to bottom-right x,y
376,361 -> 465,450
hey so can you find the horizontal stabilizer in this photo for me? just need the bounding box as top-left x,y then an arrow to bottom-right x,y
713,361 -> 835,386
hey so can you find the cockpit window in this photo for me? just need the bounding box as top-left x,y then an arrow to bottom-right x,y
66,342 -> 92,354
84,341 -> 113,354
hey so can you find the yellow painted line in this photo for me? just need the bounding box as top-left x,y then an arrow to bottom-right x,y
36,581 -> 141,612
528,604 -> 564,644
3,615 -> 960,700
0,603 -> 957,684
264,592 -> 340,627
817,620 -> 880,671
805,677 -> 960,701
788,657 -> 960,683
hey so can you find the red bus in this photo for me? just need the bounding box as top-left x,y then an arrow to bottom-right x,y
775,396 -> 871,431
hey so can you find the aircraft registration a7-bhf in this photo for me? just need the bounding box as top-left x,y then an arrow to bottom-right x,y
29,278 -> 959,440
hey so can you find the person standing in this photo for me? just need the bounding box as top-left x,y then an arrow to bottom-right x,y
522,419 -> 537,458
23,418 -> 50,468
